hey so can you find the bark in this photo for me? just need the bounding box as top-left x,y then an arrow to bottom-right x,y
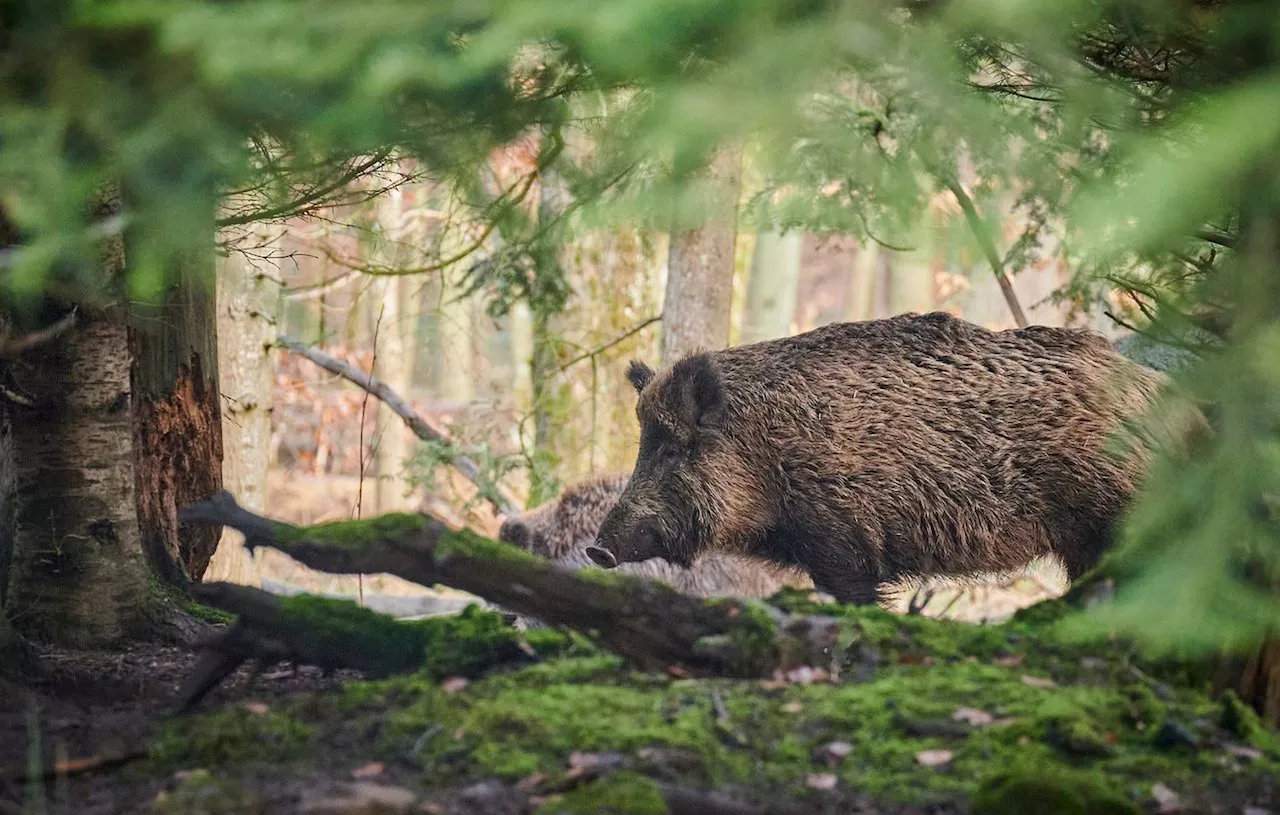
661,146 -> 744,365
130,233 -> 224,585
179,492 -> 845,681
9,313 -> 151,644
207,234 -> 280,584
740,230 -> 802,344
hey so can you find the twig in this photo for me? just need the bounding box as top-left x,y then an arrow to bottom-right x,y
1195,229 -> 1236,249
0,307 -> 78,358
0,744 -> 147,783
557,315 -> 662,373
277,337 -> 520,515
941,177 -> 1028,328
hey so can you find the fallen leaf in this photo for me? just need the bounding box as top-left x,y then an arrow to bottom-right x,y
994,654 -> 1024,667
351,762 -> 384,778
440,676 -> 469,694
952,707 -> 994,727
806,773 -> 838,790
782,701 -> 804,714
1151,782 -> 1181,813
1021,674 -> 1057,689
915,749 -> 954,767
516,773 -> 547,791
243,702 -> 270,716
814,741 -> 854,765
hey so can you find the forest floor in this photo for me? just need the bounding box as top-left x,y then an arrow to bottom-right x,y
2,591 -> 1279,815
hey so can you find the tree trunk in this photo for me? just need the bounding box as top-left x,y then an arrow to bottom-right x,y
740,230 -> 802,344
207,230 -> 282,585
373,274 -> 417,513
887,248 -> 936,317
129,229 -> 224,586
844,241 -> 881,322
9,312 -> 152,644
661,146 -> 744,365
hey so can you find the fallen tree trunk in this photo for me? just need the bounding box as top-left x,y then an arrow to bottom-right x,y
179,492 -> 842,681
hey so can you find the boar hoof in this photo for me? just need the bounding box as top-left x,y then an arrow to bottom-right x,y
585,546 -> 619,569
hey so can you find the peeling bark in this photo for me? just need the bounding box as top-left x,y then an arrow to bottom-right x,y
130,242 -> 224,585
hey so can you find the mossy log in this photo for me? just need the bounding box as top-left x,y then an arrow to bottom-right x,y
179,492 -> 843,681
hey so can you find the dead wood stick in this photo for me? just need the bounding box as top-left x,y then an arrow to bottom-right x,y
179,492 -> 843,679
0,307 -> 78,359
277,336 -> 520,516
940,177 -> 1028,329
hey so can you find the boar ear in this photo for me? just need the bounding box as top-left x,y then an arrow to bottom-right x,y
627,360 -> 656,394
669,353 -> 725,431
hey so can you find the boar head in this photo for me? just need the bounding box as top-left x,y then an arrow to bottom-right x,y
587,353 -> 736,570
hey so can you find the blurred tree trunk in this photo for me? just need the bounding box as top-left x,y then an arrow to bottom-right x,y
661,146 -> 744,364
887,248 -> 936,316
373,273 -> 418,513
741,229 -> 802,344
8,187 -> 157,645
129,212 -> 224,586
207,226 -> 282,584
844,241 -> 881,322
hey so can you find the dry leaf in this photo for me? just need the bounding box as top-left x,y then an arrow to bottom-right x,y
782,701 -> 804,714
440,676 -> 469,694
516,773 -> 547,791
1020,674 -> 1057,689
1151,782 -> 1181,813
814,741 -> 854,765
243,702 -> 270,716
806,773 -> 838,790
915,749 -> 954,767
351,762 -> 385,778
994,654 -> 1025,667
952,707 -> 994,727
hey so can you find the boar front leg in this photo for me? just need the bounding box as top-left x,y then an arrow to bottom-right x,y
805,563 -> 883,606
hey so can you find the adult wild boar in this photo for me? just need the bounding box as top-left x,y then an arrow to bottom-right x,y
499,473 -> 811,599
586,311 -> 1172,606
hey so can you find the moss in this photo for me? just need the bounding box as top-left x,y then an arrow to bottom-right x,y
1218,689 -> 1267,746
273,513 -> 427,548
697,600 -> 780,675
151,707 -> 313,768
535,771 -> 669,815
433,527 -> 545,567
151,769 -> 264,814
970,767 -> 1140,815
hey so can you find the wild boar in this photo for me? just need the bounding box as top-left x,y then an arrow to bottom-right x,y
586,311 -> 1172,606
498,473 -> 811,599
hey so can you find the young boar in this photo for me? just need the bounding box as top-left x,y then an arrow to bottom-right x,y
498,473 -> 811,599
586,311 -> 1171,606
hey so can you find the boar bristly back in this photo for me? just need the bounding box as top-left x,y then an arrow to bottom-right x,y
592,311 -> 1174,606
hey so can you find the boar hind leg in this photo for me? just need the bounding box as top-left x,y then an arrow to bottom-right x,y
1055,522 -> 1118,583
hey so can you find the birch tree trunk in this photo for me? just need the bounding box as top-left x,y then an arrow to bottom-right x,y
661,146 -> 744,365
845,241 -> 881,322
207,226 -> 283,584
373,274 -> 418,513
741,229 -> 802,344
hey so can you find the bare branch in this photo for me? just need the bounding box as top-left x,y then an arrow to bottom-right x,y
557,315 -> 662,373
941,176 -> 1029,328
277,336 -> 521,516
0,307 -> 78,359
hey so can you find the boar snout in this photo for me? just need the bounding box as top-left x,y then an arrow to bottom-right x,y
585,545 -> 618,569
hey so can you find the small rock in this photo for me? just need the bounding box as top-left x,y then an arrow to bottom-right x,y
1020,674 -> 1057,689
1153,720 -> 1199,751
914,749 -> 953,767
813,741 -> 854,765
1225,743 -> 1264,762
952,707 -> 994,727
440,676 -> 469,694
1151,782 -> 1181,813
806,773 -> 838,790
351,762 -> 385,778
